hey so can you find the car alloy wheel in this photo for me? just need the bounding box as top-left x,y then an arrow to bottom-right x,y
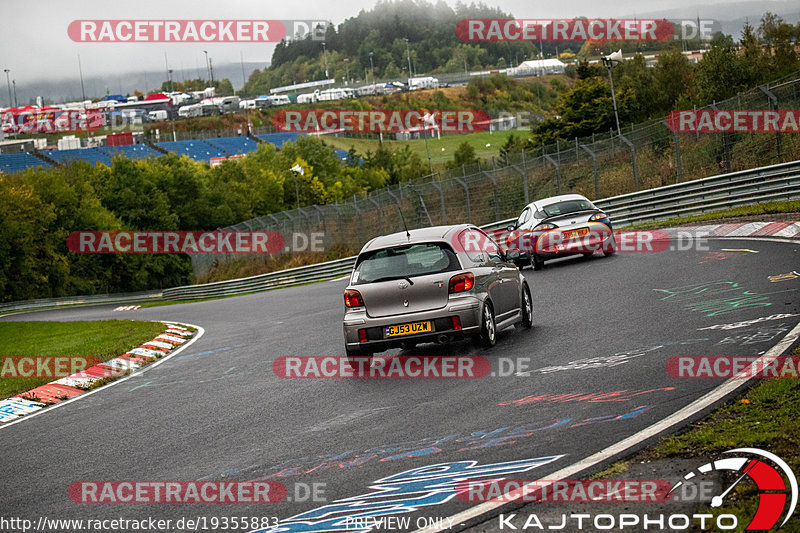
477,300 -> 496,347
517,284 -> 533,329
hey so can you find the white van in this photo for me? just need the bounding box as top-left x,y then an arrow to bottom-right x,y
267,95 -> 291,106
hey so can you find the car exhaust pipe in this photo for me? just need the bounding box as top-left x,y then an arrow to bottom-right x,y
437,334 -> 450,344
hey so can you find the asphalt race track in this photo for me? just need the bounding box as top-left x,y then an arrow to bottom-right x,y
1,238 -> 799,532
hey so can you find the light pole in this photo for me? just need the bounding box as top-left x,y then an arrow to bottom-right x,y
404,38 -> 413,81
168,69 -> 173,92
369,52 -> 374,84
343,58 -> 350,84
202,50 -> 210,82
601,50 -> 623,135
3,69 -> 11,107
12,79 -> 17,107
290,164 -> 304,209
322,42 -> 329,78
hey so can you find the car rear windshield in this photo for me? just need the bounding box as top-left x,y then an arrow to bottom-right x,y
352,243 -> 461,284
541,199 -> 594,217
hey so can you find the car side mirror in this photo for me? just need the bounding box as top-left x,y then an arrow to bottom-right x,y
506,250 -> 520,260
507,224 -> 516,231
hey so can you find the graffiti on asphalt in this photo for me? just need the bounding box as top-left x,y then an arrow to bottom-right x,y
253,456 -> 564,532
498,387 -> 675,406
653,280 -> 796,317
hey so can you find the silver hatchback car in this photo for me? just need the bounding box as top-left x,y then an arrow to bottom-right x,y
342,224 -> 532,364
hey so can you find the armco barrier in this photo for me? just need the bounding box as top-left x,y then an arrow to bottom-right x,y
482,160 -> 800,232
0,291 -> 162,314
161,256 -> 357,300
2,160 -> 799,308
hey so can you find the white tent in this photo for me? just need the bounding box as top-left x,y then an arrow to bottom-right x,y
513,59 -> 566,76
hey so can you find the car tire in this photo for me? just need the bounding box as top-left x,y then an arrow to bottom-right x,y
532,254 -> 544,271
603,234 -> 616,256
345,345 -> 373,370
515,283 -> 533,329
475,300 -> 497,347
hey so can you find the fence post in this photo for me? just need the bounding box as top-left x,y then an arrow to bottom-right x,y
660,119 -> 682,183
618,134 -> 639,190
759,85 -> 782,162
311,204 -> 326,240
387,190 -> 402,231
580,145 -> 599,199
709,103 -> 731,172
351,199 -> 364,245
544,154 -> 561,194
367,197 -> 383,235
481,171 -> 500,222
431,182 -> 446,225
455,177 -> 471,223
521,149 -> 529,203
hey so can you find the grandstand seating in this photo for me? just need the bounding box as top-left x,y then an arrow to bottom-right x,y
0,152 -> 50,173
41,147 -> 113,166
204,136 -> 259,155
1,132 -> 316,173
256,132 -> 303,148
96,144 -> 161,160
155,140 -> 227,163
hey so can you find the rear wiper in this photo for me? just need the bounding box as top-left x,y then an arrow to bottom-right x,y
370,275 -> 415,285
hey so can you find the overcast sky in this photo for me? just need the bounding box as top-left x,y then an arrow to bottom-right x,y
1,0 -> 797,99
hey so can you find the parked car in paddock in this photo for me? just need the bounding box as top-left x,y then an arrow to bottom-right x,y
506,194 -> 615,270
343,224 -> 533,365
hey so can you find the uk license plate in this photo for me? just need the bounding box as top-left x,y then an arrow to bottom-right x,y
385,321 -> 432,338
563,228 -> 590,239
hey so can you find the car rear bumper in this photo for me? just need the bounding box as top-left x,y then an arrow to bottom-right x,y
343,295 -> 483,352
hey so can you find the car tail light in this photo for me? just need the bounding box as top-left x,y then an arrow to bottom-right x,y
452,316 -> 462,330
344,289 -> 364,307
449,273 -> 474,294
358,329 -> 368,343
589,212 -> 607,221
534,223 -> 557,231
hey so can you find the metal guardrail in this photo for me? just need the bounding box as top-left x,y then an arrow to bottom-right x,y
482,160 -> 800,232
0,291 -> 162,314
2,160 -> 798,310
161,256 -> 357,300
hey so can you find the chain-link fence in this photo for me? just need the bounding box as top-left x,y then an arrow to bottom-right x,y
189,74 -> 800,276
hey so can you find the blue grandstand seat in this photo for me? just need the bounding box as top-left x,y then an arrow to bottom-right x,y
0,152 -> 50,173
96,144 -> 160,160
155,140 -> 227,163
256,132 -> 303,148
204,136 -> 259,156
41,148 -> 112,166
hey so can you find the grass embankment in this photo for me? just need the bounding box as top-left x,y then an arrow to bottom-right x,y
0,320 -> 166,399
322,129 -> 525,167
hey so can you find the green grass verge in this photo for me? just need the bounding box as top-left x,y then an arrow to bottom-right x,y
0,320 -> 166,399
642,344 -> 800,531
322,129 -> 525,167
626,200 -> 800,230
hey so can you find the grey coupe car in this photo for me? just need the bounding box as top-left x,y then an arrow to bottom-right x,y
342,224 -> 532,365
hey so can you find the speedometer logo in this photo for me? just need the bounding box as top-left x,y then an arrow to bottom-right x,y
668,448 -> 797,530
